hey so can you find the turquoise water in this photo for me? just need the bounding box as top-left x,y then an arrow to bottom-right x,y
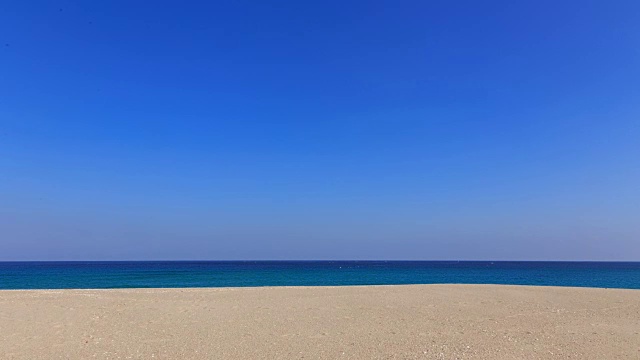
0,261 -> 639,290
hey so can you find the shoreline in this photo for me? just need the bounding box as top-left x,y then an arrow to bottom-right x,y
2,284 -> 639,359
1,282 -> 639,291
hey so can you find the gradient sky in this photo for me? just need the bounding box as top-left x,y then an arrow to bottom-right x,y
1,0 -> 639,260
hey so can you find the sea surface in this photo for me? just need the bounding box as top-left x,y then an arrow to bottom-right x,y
0,261 -> 639,290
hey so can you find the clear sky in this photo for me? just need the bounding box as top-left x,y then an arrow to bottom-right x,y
1,1 -> 639,261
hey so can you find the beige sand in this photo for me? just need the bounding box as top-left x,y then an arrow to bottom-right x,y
0,285 -> 638,359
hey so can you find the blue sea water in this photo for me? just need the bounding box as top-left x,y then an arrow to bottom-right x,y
0,261 -> 639,290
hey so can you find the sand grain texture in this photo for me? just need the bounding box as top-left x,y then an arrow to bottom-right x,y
0,285 -> 639,359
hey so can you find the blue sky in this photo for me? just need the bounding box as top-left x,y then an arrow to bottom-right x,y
1,0 -> 639,260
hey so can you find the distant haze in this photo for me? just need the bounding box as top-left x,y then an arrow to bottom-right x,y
1,1 -> 639,260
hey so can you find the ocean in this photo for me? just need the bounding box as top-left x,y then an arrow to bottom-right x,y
0,261 -> 638,290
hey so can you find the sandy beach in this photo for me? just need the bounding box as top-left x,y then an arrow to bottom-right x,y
0,285 -> 638,359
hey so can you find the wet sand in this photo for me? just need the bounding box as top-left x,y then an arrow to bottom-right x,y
1,284 -> 638,359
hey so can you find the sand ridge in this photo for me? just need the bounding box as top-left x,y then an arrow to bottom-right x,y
0,284 -> 639,359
